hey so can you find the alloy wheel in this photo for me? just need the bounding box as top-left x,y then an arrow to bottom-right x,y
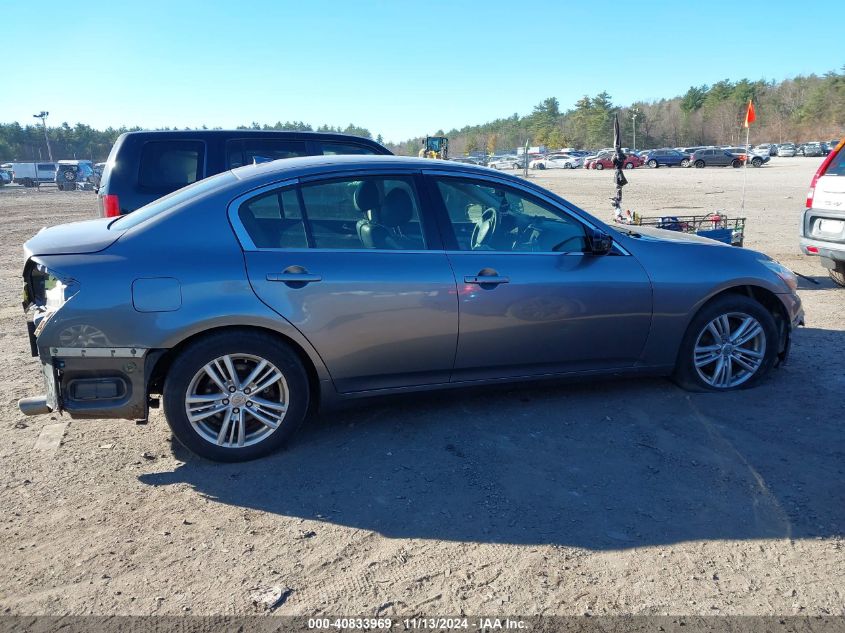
693,312 -> 766,389
184,353 -> 289,448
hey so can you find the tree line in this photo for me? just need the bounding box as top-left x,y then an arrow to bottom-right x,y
2,68 -> 842,162
0,121 -> 376,163
387,67 -> 845,156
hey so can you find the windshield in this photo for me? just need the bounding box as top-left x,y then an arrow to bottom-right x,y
110,170 -> 237,230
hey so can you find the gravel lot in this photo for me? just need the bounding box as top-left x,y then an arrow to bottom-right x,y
0,158 -> 842,617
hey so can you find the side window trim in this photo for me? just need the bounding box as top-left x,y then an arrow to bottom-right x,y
227,178 -> 300,251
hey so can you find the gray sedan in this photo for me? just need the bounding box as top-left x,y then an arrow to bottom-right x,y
19,156 -> 804,461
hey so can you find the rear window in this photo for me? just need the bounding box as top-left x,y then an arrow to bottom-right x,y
138,140 -> 204,190
37,163 -> 55,170
111,171 -> 236,231
226,139 -> 308,168
826,147 -> 845,176
320,142 -> 378,155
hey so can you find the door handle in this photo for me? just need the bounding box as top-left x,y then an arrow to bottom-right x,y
266,265 -> 322,284
266,272 -> 322,282
464,274 -> 509,285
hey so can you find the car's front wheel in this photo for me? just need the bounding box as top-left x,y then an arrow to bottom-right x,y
674,295 -> 778,392
163,330 -> 310,461
595,163 -> 604,170
751,157 -> 763,167
647,159 -> 658,168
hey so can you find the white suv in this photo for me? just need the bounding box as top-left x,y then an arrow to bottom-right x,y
800,138 -> 845,286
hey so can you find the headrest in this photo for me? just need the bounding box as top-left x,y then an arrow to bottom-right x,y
354,180 -> 380,212
381,188 -> 414,227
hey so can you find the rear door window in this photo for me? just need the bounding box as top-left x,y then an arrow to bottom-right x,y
298,176 -> 425,250
226,139 -> 308,168
138,141 -> 205,190
319,142 -> 379,155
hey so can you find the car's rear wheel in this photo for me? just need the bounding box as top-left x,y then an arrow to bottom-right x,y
163,331 -> 310,461
673,295 -> 778,392
647,159 -> 658,168
491,164 -> 499,170
624,162 -> 634,169
564,163 -> 572,169
731,159 -> 743,168
537,163 -> 545,170
680,158 -> 691,168
694,160 -> 705,168
829,263 -> 845,287
595,163 -> 604,170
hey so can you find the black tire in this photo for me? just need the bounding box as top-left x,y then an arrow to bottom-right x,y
23,178 -> 34,187
731,159 -> 742,168
537,163 -> 545,170
512,163 -> 519,170
564,163 -> 572,169
673,295 -> 778,392
595,162 -> 604,170
829,264 -> 845,288
163,330 -> 310,462
624,162 -> 634,169
491,164 -> 499,170
647,159 -> 658,168
751,157 -> 763,167
680,158 -> 691,168
694,160 -> 705,168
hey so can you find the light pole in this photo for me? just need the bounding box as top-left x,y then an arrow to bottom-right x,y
33,111 -> 53,162
631,110 -> 639,151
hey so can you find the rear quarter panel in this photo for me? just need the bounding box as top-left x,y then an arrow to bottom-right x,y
37,188 -> 332,383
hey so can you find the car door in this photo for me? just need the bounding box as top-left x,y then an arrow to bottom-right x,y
424,172 -> 653,381
233,173 -> 459,393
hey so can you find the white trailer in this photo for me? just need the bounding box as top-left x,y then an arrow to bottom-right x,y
0,162 -> 57,186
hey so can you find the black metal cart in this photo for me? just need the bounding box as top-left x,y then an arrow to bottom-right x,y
624,212 -> 746,246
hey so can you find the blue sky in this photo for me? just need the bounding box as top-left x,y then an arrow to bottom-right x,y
2,0 -> 842,143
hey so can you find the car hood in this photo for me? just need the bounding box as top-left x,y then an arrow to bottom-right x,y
24,217 -> 124,257
619,225 -> 731,246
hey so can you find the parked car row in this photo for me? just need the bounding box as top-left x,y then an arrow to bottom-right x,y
0,160 -> 101,190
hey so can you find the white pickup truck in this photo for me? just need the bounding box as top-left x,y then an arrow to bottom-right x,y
0,162 -> 57,187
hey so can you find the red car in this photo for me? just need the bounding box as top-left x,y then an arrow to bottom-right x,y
586,153 -> 644,170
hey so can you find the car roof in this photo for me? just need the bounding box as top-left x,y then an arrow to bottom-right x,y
117,129 -> 384,143
229,154 -> 529,187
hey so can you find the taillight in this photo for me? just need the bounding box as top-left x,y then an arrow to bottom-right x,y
806,138 -> 843,208
102,194 -> 120,217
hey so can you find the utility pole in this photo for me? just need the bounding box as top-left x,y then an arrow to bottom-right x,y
631,109 -> 639,151
33,111 -> 53,162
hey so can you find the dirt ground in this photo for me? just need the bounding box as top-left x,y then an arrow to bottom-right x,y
0,158 -> 842,618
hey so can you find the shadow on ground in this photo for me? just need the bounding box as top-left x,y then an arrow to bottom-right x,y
140,328 -> 844,550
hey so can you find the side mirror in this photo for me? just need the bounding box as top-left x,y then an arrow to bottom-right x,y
588,229 -> 613,255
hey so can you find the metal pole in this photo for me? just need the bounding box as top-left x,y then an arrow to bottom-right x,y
740,124 -> 750,213
33,112 -> 53,162
632,113 -> 637,151
523,139 -> 529,178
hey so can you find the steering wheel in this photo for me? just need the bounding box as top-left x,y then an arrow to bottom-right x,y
470,207 -> 498,250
